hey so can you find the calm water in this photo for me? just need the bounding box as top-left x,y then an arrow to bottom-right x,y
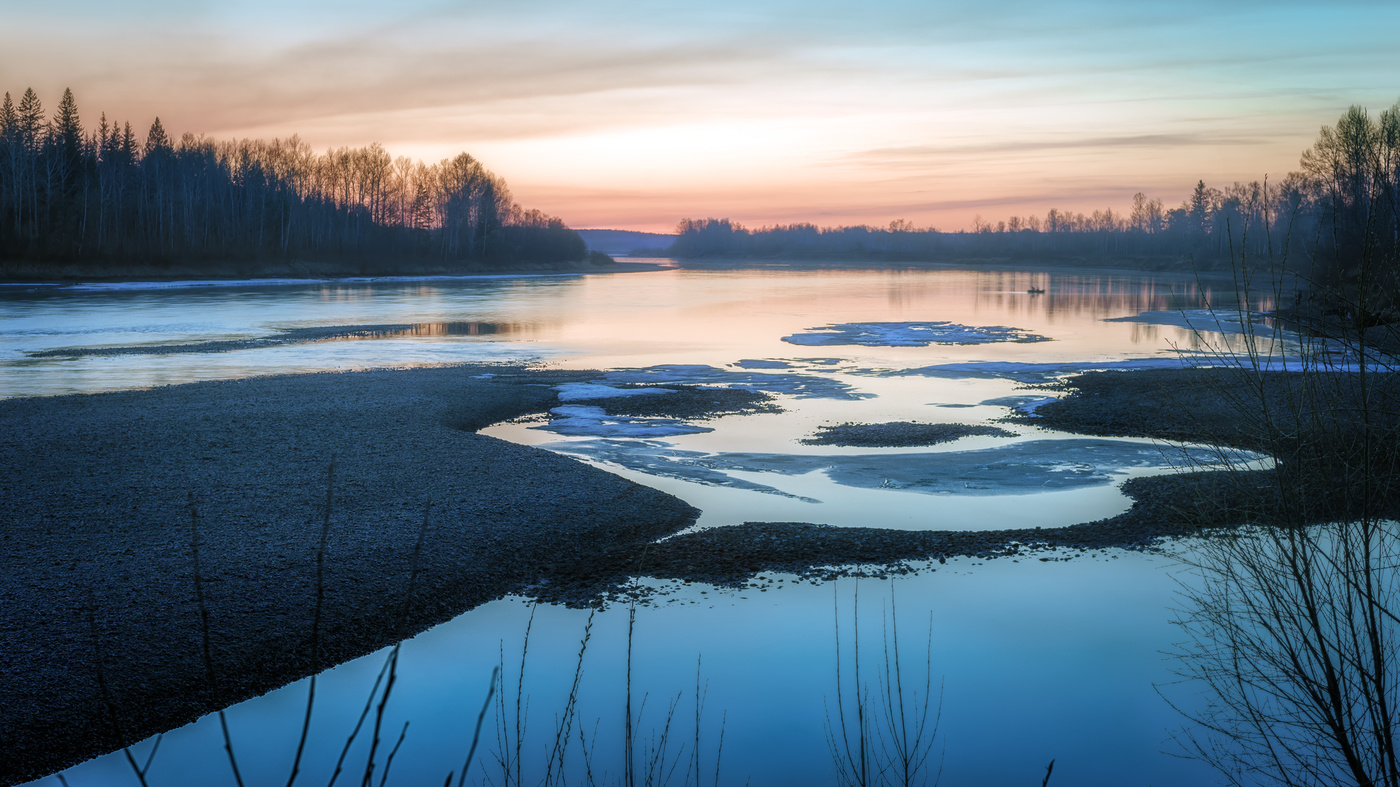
6,261 -> 1271,785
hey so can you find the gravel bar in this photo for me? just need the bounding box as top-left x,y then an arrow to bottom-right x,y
801,421 -> 1015,447
0,365 -> 697,785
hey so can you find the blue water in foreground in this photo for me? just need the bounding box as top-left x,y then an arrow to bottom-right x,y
5,261 -> 1276,785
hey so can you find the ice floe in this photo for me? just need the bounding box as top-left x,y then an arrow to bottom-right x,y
782,321 -> 1051,347
981,395 -> 1059,415
541,439 -> 817,500
540,437 -> 1260,498
534,405 -> 712,438
856,357 -> 1203,383
732,359 -> 794,369
602,364 -> 871,400
553,382 -> 676,402
1104,309 -> 1270,335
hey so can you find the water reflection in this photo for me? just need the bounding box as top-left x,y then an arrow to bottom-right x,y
8,264 -> 1282,786
2,264 -> 1277,399
45,564 -> 1219,786
331,322 -> 532,340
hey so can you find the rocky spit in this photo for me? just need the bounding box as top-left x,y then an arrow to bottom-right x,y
0,365 -> 696,786
801,420 -> 1016,447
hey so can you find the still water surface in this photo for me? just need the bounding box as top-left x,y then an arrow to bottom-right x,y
5,262 -> 1265,785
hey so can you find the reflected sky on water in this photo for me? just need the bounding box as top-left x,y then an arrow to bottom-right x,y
8,262 -> 1273,785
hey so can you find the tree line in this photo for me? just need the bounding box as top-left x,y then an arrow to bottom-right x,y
0,87 -> 595,273
672,102 -> 1400,293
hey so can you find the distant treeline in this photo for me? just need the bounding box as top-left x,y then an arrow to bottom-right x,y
0,87 -> 597,275
673,103 -> 1400,287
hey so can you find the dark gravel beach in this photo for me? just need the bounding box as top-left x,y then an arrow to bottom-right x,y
0,365 -> 697,786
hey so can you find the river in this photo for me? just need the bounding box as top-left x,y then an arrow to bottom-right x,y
3,260 -> 1271,785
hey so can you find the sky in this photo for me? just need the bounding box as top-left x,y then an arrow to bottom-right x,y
3,0 -> 1399,232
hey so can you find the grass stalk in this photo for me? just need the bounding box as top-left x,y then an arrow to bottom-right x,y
288,458 -> 336,787
189,492 -> 245,787
454,665 -> 499,787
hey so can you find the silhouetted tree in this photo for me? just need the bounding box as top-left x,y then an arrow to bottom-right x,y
0,87 -> 592,273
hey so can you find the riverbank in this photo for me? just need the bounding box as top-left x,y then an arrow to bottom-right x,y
0,365 -> 697,786
670,252 -> 1240,275
0,253 -> 617,284
11,361 -> 1382,785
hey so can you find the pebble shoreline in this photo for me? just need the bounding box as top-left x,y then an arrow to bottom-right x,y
0,365 -> 696,786
1,363 -> 1320,785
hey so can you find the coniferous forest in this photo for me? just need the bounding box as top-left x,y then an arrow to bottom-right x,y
0,87 -> 600,278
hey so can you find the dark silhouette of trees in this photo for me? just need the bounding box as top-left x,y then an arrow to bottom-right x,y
0,87 -> 593,274
1300,104 -> 1400,303
670,176 -> 1289,267
670,100 -> 1400,305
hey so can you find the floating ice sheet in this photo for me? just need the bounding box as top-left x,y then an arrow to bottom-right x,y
782,321 -> 1051,347
855,358 -> 1202,383
732,359 -> 794,369
981,395 -> 1059,414
602,364 -> 871,400
540,437 -> 1253,498
553,383 -> 676,401
1104,309 -> 1270,335
541,439 -> 816,500
534,405 -> 712,438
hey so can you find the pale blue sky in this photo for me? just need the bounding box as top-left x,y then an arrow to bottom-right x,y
3,0 -> 1396,230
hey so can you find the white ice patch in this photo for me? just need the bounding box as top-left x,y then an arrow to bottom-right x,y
603,364 -> 870,400
732,359 -> 794,369
543,439 -> 817,500
857,357 -> 1210,383
553,383 -> 675,402
535,405 -> 712,438
1104,309 -> 1270,335
542,437 -> 1259,497
782,321 -> 1050,347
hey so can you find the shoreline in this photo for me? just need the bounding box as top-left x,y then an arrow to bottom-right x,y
0,365 -> 697,786
6,361 -> 1374,785
0,256 -> 622,285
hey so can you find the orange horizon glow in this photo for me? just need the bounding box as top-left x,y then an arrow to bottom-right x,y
5,1 -> 1397,234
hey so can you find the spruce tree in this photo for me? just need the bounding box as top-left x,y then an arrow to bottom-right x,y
120,122 -> 136,162
0,93 -> 15,239
144,117 -> 170,156
0,93 -> 15,142
53,88 -> 82,159
16,88 -> 44,152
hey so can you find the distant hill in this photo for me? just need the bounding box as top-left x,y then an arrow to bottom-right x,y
576,229 -> 676,256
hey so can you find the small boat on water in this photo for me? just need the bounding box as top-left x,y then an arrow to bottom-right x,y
1027,287 -> 1046,295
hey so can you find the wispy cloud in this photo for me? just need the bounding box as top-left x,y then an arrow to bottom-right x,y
3,0 -> 1398,230
854,133 -> 1267,163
